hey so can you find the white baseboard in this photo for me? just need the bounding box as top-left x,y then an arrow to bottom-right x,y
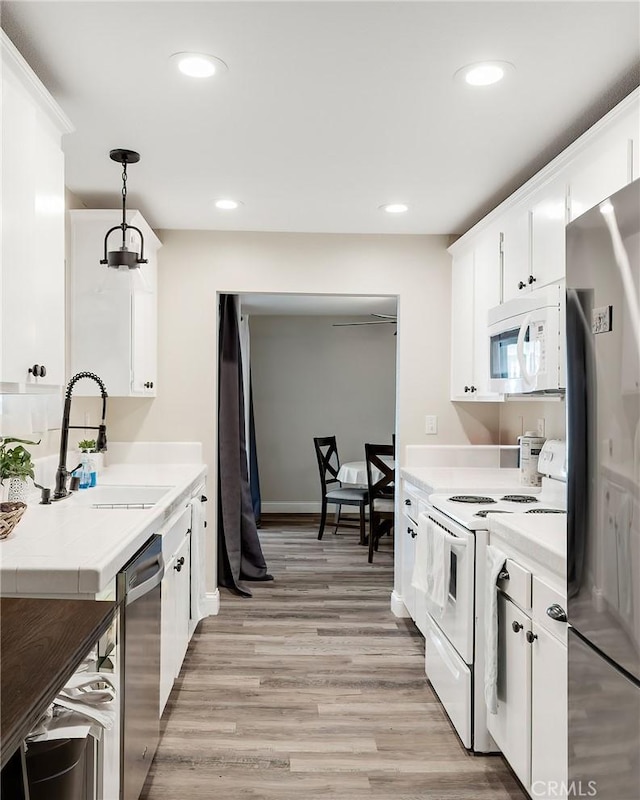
203,589 -> 220,616
390,590 -> 410,618
261,501 -> 363,516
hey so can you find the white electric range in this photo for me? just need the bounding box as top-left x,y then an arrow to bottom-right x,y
417,440 -> 566,753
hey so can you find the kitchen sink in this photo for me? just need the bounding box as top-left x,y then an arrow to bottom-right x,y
76,485 -> 172,509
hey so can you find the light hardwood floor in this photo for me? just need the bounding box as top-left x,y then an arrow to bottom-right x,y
141,515 -> 526,800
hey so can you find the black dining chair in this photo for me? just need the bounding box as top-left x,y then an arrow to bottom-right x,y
364,442 -> 395,563
313,436 -> 368,544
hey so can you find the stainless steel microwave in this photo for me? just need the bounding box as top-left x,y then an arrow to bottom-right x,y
487,281 -> 565,395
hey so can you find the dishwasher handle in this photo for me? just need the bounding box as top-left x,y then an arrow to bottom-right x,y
121,535 -> 164,606
126,553 -> 163,605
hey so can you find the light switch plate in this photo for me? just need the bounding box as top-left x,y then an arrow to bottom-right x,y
425,415 -> 438,435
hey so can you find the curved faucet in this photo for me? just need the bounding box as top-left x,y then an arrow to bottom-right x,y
54,372 -> 108,500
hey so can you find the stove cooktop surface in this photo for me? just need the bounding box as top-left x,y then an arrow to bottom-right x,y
429,487 -> 565,529
449,495 -> 497,504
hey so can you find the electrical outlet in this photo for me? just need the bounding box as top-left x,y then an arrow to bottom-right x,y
425,415 -> 438,435
592,305 -> 613,334
536,418 -> 545,437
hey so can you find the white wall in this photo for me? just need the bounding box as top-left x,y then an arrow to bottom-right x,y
249,313 -> 396,510
74,229 -> 499,592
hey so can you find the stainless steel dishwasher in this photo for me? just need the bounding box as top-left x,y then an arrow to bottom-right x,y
117,535 -> 164,800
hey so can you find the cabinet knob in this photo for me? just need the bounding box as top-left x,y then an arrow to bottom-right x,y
546,604 -> 567,622
528,274 -> 536,285
404,498 -> 411,505
200,494 -> 208,502
512,621 -> 523,633
470,385 -> 477,393
28,364 -> 46,378
407,527 -> 417,538
526,630 -> 538,644
518,281 -> 527,290
144,381 -> 155,389
464,385 -> 471,393
174,556 -> 185,572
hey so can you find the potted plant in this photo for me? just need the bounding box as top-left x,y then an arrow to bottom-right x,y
0,437 -> 40,502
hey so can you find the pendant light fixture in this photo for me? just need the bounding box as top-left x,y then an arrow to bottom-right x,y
100,149 -> 148,269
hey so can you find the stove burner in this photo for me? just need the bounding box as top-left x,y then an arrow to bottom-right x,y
501,495 -> 538,504
449,495 -> 497,505
475,509 -> 512,518
526,508 -> 565,514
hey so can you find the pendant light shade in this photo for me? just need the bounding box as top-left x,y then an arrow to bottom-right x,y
100,149 -> 148,269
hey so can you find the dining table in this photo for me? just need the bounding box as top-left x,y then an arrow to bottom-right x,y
337,457 -> 395,487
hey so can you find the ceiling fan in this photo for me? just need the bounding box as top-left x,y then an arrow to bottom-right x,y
332,313 -> 397,327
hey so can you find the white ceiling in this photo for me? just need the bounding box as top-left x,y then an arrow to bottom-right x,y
2,1 -> 639,236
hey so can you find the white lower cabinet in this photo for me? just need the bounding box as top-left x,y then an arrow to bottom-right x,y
489,571 -> 568,799
488,593 -> 532,788
400,510 -> 417,620
530,622 -> 568,798
160,508 -> 192,714
400,481 -> 422,619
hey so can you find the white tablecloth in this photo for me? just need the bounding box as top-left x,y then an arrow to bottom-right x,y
337,459 -> 395,486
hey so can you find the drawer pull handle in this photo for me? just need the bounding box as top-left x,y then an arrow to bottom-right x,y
526,631 -> 538,644
546,604 -> 567,623
407,527 -> 417,538
512,621 -> 523,633
498,568 -> 510,581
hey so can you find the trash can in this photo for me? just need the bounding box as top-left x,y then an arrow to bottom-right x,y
25,737 -> 88,800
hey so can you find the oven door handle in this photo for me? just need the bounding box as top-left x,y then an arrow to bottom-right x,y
440,530 -> 469,550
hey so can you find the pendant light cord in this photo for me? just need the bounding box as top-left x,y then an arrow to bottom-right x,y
121,160 -> 128,247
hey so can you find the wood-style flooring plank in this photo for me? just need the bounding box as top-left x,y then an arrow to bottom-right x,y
140,517 -> 525,799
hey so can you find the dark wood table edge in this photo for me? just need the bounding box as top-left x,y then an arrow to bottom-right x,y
0,598 -> 120,769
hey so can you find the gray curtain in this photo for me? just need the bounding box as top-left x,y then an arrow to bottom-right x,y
217,294 -> 272,597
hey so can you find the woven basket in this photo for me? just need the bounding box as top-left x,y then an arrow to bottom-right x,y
0,501 -> 26,540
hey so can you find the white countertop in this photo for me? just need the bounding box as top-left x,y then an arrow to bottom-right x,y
487,513 -> 567,579
401,466 -> 528,496
0,463 -> 206,596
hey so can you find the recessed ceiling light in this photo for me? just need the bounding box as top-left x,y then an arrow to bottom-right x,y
215,199 -> 242,210
170,52 -> 228,78
380,203 -> 409,214
455,61 -> 514,87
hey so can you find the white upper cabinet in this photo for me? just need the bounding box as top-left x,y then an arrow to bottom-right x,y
448,88 -> 638,403
69,209 -> 161,397
450,232 -> 502,401
500,208 -> 531,302
1,32 -> 73,390
529,175 -> 569,292
569,106 -> 638,221
450,250 -> 475,399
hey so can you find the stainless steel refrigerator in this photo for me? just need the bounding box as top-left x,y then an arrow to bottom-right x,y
566,177 -> 640,799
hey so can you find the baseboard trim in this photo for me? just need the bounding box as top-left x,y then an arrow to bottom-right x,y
390,590 -> 410,618
203,589 -> 220,616
261,501 -> 363,516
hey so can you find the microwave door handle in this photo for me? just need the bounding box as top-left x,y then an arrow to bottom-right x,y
516,312 -> 535,389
